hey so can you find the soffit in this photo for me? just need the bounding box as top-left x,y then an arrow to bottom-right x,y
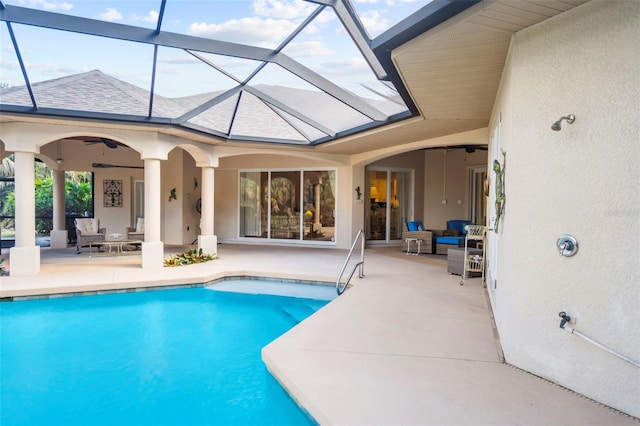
318,0 -> 591,155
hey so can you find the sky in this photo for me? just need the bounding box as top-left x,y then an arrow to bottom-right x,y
0,0 -> 429,98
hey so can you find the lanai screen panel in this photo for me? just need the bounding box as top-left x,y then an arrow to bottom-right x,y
0,0 -> 413,144
1,24 -> 154,116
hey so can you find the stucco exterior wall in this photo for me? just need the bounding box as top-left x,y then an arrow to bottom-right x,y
214,153 -> 353,248
162,150 -> 185,245
489,1 -> 640,417
214,169 -> 239,241
182,153 -> 200,244
424,149 -> 487,230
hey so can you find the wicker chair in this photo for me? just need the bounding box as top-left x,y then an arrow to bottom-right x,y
401,221 -> 433,254
125,217 -> 145,242
434,220 -> 472,254
74,218 -> 106,254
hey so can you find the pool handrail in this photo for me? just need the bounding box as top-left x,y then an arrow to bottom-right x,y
336,229 -> 365,295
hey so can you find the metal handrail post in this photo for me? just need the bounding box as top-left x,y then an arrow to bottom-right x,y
336,229 -> 365,294
358,229 -> 365,278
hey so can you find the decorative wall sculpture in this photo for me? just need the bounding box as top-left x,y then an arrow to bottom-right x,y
493,150 -> 506,232
103,179 -> 123,207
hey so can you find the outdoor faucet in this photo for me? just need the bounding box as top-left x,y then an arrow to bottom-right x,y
558,311 -> 571,329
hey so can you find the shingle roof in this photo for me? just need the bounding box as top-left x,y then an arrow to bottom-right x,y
1,70 -> 406,144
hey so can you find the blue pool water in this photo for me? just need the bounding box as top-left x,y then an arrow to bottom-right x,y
0,284 -> 332,425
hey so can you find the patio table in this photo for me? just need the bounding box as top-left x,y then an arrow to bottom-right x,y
89,239 -> 142,257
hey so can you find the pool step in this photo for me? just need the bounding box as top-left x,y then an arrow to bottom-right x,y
277,303 -> 317,325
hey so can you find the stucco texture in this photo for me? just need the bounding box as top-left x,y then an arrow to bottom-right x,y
489,0 -> 640,417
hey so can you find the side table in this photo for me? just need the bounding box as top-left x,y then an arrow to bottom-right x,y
405,238 -> 422,255
447,247 -> 482,277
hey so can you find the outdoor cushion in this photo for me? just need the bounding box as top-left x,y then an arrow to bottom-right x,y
436,236 -> 465,245
407,221 -> 423,231
76,218 -> 99,234
447,220 -> 472,235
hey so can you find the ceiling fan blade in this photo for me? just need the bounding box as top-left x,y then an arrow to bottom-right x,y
101,138 -> 119,149
92,163 -> 144,169
423,145 -> 488,152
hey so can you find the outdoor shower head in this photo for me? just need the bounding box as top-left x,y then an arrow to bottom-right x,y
551,114 -> 575,131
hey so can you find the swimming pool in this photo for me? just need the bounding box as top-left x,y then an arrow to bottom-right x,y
0,282 -> 332,425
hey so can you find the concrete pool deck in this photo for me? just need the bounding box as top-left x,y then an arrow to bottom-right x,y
0,244 -> 636,425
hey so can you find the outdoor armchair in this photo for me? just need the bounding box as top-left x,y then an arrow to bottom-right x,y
74,218 -> 106,254
125,217 -> 144,241
434,220 -> 473,254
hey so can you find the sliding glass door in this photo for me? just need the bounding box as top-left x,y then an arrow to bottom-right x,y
270,171 -> 301,240
239,171 -> 267,238
366,168 -> 411,242
239,169 -> 335,242
469,167 -> 487,226
302,170 -> 336,242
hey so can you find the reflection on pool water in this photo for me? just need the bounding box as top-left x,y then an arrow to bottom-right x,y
1,280 -> 334,425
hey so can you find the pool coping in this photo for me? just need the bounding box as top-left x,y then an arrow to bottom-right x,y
1,273 -> 336,301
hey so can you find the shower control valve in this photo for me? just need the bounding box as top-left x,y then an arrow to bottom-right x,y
557,234 -> 578,257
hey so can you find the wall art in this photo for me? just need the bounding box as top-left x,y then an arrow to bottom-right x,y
103,179 -> 123,207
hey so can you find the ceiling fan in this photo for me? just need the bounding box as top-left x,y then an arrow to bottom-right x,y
92,163 -> 143,169
64,136 -> 127,149
82,137 -> 126,149
423,145 -> 488,153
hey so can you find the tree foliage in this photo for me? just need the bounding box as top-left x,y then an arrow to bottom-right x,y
0,154 -> 94,234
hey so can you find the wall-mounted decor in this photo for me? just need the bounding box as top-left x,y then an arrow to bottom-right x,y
103,179 -> 123,207
493,150 -> 506,232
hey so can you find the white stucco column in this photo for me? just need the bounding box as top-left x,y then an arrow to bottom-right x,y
9,151 -> 40,275
50,168 -> 68,249
198,166 -> 217,256
142,158 -> 163,268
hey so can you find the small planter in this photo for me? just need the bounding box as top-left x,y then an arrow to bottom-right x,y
164,248 -> 217,267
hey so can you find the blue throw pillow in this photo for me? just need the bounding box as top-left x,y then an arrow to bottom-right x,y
407,221 -> 424,231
